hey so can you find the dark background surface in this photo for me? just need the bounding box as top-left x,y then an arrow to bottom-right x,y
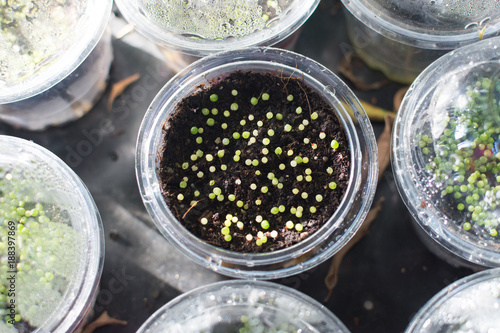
0,1 -> 475,332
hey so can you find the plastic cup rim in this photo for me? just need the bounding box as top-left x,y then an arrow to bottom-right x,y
0,0 -> 113,104
392,37 -> 500,268
342,0 -> 500,50
136,47 -> 378,279
137,279 -> 350,333
114,0 -> 320,56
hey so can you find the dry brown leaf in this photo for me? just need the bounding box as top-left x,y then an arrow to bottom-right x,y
393,86 -> 409,112
359,100 -> 397,122
324,197 -> 385,302
82,311 -> 128,333
339,53 -> 389,91
107,73 -> 141,111
377,115 -> 395,182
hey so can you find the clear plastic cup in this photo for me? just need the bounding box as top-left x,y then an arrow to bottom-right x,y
405,268 -> 500,332
114,0 -> 319,57
136,47 -> 378,279
137,280 -> 350,333
0,135 -> 104,332
392,36 -> 500,269
341,0 -> 500,84
0,0 -> 113,131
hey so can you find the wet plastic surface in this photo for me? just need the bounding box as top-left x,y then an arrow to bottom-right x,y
115,0 -> 319,56
392,36 -> 500,269
406,268 -> 500,333
341,0 -> 500,47
0,2 -> 475,333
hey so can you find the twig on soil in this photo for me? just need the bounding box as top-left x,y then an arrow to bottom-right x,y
297,81 -> 312,118
183,200 -> 202,219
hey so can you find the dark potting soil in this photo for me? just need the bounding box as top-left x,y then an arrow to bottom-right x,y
158,71 -> 350,253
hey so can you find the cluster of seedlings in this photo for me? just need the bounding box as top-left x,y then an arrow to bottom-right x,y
421,77 -> 500,239
0,168 -> 82,332
159,71 -> 350,253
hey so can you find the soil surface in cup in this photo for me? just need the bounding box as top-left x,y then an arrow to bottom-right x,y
158,71 -> 350,253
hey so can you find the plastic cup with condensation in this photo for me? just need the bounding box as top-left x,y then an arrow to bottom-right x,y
392,36 -> 500,269
0,0 -> 113,131
0,135 -> 104,332
341,0 -> 500,84
114,0 -> 319,57
137,280 -> 351,333
405,268 -> 500,333
135,47 -> 378,279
